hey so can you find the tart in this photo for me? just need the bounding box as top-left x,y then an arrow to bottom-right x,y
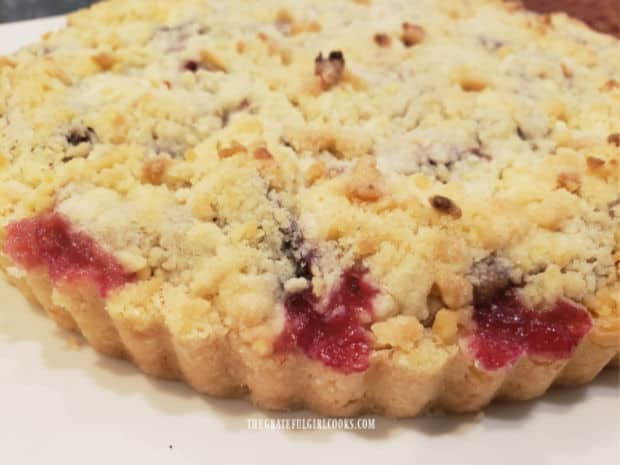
0,0 -> 618,417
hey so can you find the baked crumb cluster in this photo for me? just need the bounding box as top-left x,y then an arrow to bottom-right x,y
0,0 -> 618,377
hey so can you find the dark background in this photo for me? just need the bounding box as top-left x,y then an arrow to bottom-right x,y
0,0 -> 97,23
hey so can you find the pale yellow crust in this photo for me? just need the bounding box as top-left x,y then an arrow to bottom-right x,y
3,264 -> 617,417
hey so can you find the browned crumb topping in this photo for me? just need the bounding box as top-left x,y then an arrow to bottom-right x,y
607,133 -> 620,147
587,156 -> 606,170
305,161 -> 325,186
561,63 -> 574,78
199,49 -> 227,72
503,1 -> 523,13
253,147 -> 274,160
429,195 -> 462,218
459,76 -> 488,92
432,309 -> 459,344
374,33 -> 392,47
557,172 -> 581,193
218,140 -> 248,158
346,158 -> 384,202
275,8 -> 293,28
0,57 -> 16,68
601,79 -> 620,91
142,158 -> 170,186
276,10 -> 322,36
91,52 -> 117,70
314,51 -> 345,90
401,22 -> 425,47
292,20 -> 321,35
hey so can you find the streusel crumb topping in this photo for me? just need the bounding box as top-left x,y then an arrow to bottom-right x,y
0,0 -> 618,372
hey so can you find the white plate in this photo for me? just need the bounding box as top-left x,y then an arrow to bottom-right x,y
0,16 -> 618,465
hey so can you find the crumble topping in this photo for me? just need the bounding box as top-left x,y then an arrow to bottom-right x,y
0,0 -> 618,372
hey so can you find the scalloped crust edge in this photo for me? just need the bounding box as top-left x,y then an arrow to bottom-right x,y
2,264 -> 619,418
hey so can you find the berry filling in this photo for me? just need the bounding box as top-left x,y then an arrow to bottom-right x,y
182,60 -> 199,72
280,221 -> 312,280
276,266 -> 378,374
470,289 -> 592,370
3,212 -> 134,297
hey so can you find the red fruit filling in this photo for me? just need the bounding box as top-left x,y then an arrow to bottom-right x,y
3,212 -> 134,297
470,290 -> 592,370
276,266 -> 378,374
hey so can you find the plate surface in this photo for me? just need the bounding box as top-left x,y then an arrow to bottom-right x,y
0,16 -> 618,465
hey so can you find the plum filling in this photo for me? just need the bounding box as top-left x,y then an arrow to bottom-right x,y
3,212 -> 134,297
182,60 -> 199,72
470,289 -> 592,370
276,266 -> 378,374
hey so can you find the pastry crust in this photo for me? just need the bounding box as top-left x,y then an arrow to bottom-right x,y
1,265 -> 618,416
0,0 -> 619,417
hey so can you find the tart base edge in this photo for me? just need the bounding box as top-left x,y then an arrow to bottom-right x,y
3,264 -> 618,418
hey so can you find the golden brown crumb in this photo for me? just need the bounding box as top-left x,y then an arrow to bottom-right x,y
429,195 -> 462,219
434,272 -> 473,309
503,1 -> 522,12
199,49 -> 227,72
459,76 -> 488,92
401,22 -> 425,47
255,152 -> 286,190
557,172 -> 581,193
253,147 -> 274,160
357,237 -> 380,256
276,9 -> 321,36
0,57 -> 16,68
218,140 -> 248,158
291,20 -> 321,35
305,161 -> 326,186
91,52 -> 117,70
275,8 -> 293,26
587,156 -> 606,170
142,158 -> 170,186
607,133 -> 620,147
346,157 -> 384,201
561,63 -> 574,78
601,79 -> 620,91
540,14 -> 553,26
374,33 -> 392,47
432,309 -> 459,344
315,51 -> 346,90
